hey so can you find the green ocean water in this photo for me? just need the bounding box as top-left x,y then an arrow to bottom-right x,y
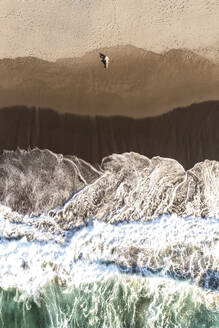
0,275 -> 218,328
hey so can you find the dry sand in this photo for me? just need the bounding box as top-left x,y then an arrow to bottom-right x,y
0,0 -> 218,60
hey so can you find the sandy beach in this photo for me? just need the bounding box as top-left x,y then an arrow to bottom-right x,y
0,45 -> 219,118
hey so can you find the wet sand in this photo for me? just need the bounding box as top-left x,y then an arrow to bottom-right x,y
0,100 -> 218,170
0,46 -> 219,117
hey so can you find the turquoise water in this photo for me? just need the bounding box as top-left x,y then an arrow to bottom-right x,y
0,275 -> 219,328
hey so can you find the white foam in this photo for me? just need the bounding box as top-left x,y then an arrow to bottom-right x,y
0,204 -> 218,294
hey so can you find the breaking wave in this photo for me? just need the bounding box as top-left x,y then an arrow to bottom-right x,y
0,149 -> 218,327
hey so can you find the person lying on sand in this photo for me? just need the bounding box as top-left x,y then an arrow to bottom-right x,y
99,53 -> 110,69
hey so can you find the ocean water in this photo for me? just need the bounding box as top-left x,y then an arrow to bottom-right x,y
0,207 -> 218,328
0,150 -> 218,327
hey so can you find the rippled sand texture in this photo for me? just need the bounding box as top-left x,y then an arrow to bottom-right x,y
0,46 -> 219,117
0,1 -> 218,60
